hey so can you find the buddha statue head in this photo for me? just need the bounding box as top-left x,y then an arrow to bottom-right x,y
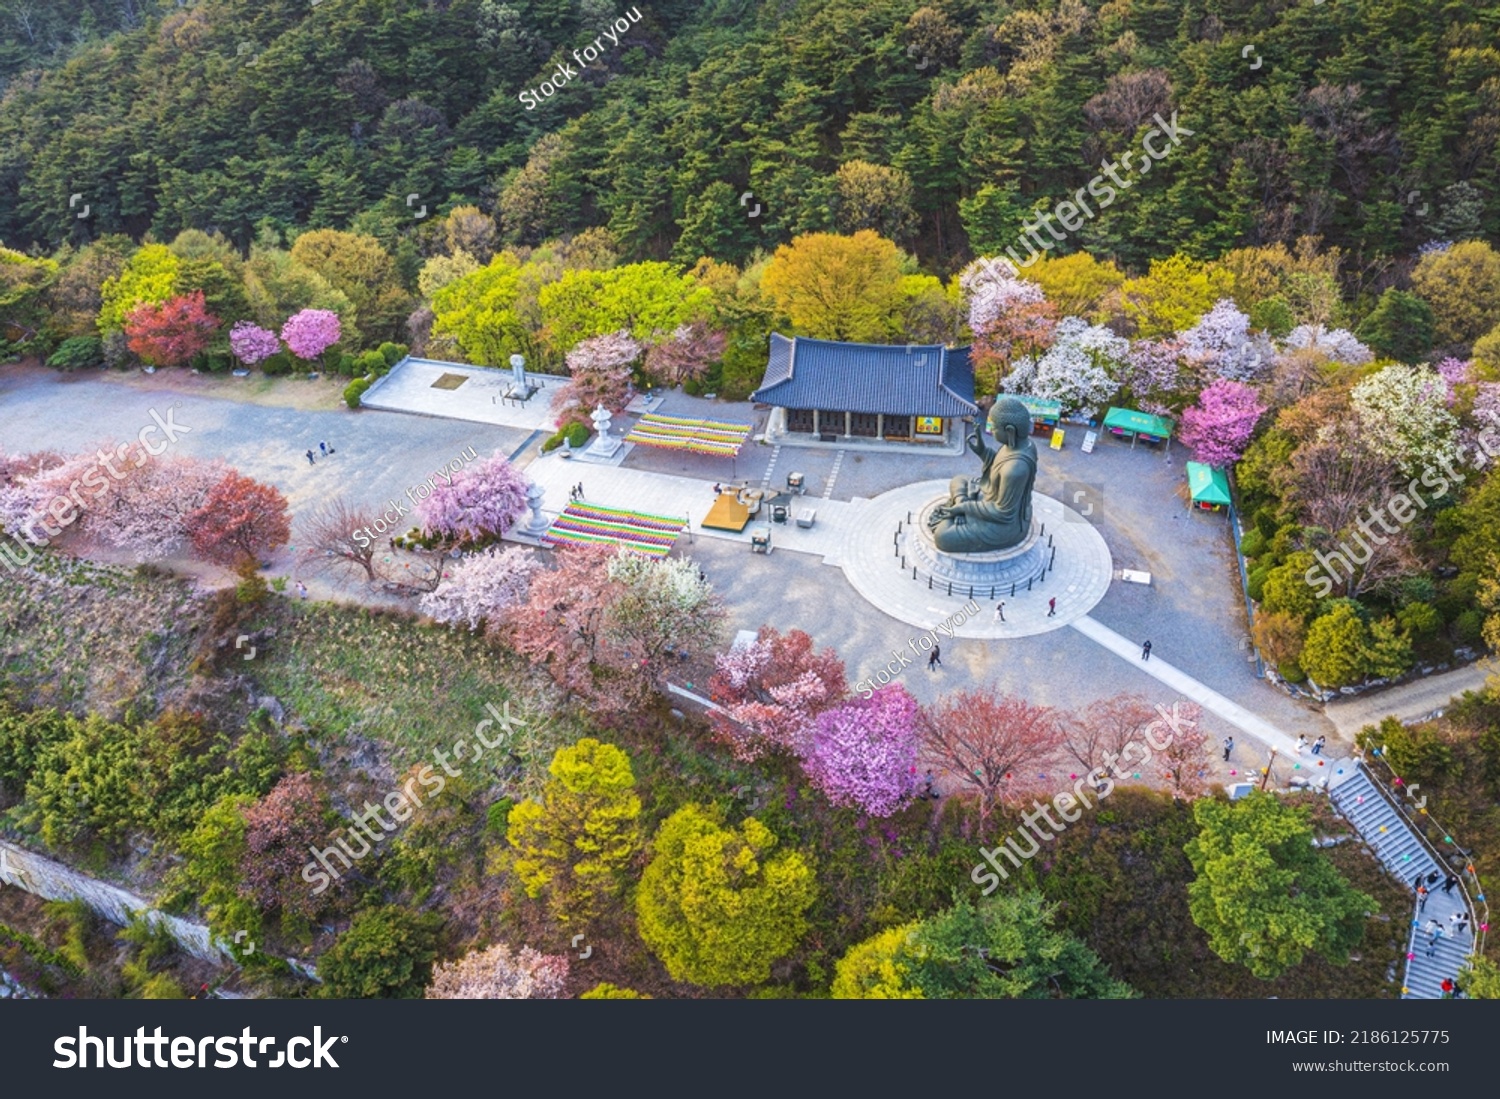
988,397 -> 1032,449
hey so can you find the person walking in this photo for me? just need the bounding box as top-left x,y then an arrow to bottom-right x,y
1140,639 -> 1152,660
928,645 -> 941,670
1223,736 -> 1234,762
1312,735 -> 1326,755
1441,978 -> 1455,999
1443,873 -> 1460,895
923,770 -> 938,799
1427,921 -> 1445,957
296,581 -> 308,601
305,449 -> 316,466
576,483 -> 585,500
1417,884 -> 1429,912
1295,735 -> 1308,754
1047,597 -> 1056,617
319,441 -> 328,456
1452,912 -> 1470,935
994,602 -> 1006,623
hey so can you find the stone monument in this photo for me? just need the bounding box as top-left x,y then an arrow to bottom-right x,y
585,403 -> 623,459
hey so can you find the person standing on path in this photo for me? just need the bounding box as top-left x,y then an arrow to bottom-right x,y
1141,640 -> 1152,660
1312,735 -> 1326,755
1443,874 -> 1460,895
1442,978 -> 1455,998
1223,736 -> 1234,762
1427,921 -> 1445,957
296,582 -> 308,601
928,645 -> 941,670
305,449 -> 316,466
319,441 -> 328,456
1295,735 -> 1308,754
1417,884 -> 1429,912
994,602 -> 1005,623
576,483 -> 585,500
1047,597 -> 1056,617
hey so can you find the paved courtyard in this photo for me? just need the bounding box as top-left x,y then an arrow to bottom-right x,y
1,368 -> 1338,761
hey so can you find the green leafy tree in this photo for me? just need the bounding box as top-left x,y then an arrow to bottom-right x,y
290,229 -> 410,345
506,738 -> 642,925
1185,793 -> 1376,980
831,922 -> 924,999
21,713 -> 151,852
1301,603 -> 1370,688
1356,289 -> 1435,363
1360,616 -> 1413,680
166,792 -> 262,957
905,893 -> 1134,999
97,244 -> 179,335
539,261 -> 710,353
833,161 -> 917,242
759,231 -> 908,341
319,907 -> 442,999
636,803 -> 816,987
430,253 -> 526,365
1260,551 -> 1320,621
1411,241 -> 1500,347
1118,255 -> 1234,338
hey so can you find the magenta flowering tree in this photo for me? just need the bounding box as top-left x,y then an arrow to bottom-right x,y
229,320 -> 282,367
415,452 -> 530,544
280,309 -> 342,361
1178,379 -> 1267,468
803,685 -> 922,817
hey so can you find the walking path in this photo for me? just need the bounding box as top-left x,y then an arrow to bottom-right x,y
1325,661 -> 1493,739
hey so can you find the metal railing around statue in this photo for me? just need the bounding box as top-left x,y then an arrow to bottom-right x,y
892,513 -> 1055,600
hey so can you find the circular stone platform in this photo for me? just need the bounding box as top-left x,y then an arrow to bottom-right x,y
908,499 -> 1047,588
838,480 -> 1114,638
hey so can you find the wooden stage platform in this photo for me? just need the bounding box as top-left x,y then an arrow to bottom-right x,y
702,491 -> 752,532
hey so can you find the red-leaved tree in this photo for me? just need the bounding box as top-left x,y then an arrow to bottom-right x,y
184,469 -> 292,566
644,322 -> 727,388
707,627 -> 848,761
124,291 -> 220,368
921,688 -> 1067,825
239,773 -> 339,919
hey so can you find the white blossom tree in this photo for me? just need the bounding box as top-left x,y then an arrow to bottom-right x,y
1004,317 -> 1127,413
425,943 -> 569,999
1177,299 -> 1274,382
1282,324 -> 1373,366
605,551 -> 727,675
419,545 -> 539,629
1351,363 -> 1460,474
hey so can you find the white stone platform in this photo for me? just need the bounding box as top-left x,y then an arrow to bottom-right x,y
838,481 -> 1113,637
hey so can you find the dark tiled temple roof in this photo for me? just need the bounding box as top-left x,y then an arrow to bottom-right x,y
753,334 -> 978,417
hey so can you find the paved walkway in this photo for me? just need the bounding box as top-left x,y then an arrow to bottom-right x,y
1325,661 -> 1494,739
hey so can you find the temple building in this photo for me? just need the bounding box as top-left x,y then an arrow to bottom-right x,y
753,334 -> 977,445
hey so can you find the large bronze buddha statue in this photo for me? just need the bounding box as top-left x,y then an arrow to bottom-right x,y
926,397 -> 1037,553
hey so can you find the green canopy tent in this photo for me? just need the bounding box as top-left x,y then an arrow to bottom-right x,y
1186,461 -> 1231,512
1102,407 -> 1174,450
1014,395 -> 1062,435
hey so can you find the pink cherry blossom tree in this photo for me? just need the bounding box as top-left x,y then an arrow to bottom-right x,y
415,452 -> 530,544
1178,379 -> 1267,468
553,330 -> 641,431
644,322 -> 727,388
280,308 -> 343,362
229,320 -> 282,367
419,545 -> 539,630
708,627 -> 847,761
803,686 -> 922,817
960,257 -> 1058,395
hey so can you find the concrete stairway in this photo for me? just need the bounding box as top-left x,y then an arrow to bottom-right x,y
1328,765 -> 1473,998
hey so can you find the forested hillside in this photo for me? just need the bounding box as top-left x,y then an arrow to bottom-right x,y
1,0 -> 1496,276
